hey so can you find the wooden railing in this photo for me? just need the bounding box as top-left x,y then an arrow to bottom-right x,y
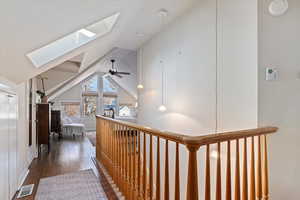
96,115 -> 278,200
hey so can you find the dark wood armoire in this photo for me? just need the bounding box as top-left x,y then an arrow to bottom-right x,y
36,103 -> 50,154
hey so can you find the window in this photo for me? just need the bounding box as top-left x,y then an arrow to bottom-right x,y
27,13 -> 120,68
103,77 -> 117,93
82,96 -> 97,117
83,75 -> 98,93
103,96 -> 117,116
61,102 -> 80,117
119,105 -> 131,117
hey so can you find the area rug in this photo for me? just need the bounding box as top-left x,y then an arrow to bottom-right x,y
35,169 -> 107,200
86,132 -> 96,146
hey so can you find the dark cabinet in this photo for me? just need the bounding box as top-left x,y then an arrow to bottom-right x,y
51,110 -> 61,138
36,103 -> 50,154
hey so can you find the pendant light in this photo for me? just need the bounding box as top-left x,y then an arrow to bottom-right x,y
157,9 -> 168,112
137,46 -> 144,89
158,60 -> 167,112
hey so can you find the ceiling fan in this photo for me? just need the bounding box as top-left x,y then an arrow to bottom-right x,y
108,59 -> 130,78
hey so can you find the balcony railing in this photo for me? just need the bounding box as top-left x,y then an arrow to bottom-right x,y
96,115 -> 277,200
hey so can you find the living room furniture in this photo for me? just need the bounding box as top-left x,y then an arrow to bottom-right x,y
61,116 -> 85,137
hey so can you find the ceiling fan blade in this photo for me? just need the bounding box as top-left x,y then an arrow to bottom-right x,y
116,72 -> 131,75
115,74 -> 123,78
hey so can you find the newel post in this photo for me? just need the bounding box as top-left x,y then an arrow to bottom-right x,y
186,144 -> 201,200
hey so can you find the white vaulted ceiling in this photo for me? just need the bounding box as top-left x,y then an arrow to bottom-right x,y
0,0 -> 196,83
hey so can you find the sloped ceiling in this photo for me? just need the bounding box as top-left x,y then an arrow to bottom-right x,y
0,0 -> 196,83
47,48 -> 137,101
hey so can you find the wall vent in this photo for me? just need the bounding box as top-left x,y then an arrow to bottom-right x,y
17,184 -> 34,198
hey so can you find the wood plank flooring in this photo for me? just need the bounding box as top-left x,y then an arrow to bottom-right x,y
14,135 -> 117,200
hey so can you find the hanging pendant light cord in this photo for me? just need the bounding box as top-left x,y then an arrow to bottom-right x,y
159,10 -> 167,106
161,60 -> 165,105
140,47 -> 143,84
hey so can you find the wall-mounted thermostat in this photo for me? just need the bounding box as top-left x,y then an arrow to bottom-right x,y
266,67 -> 278,81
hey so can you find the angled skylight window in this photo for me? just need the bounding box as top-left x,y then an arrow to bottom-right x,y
27,13 -> 120,68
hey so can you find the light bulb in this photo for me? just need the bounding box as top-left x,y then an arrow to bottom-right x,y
137,84 -> 144,89
158,105 -> 167,112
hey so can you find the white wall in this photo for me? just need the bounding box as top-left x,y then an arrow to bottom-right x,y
137,0 -> 258,199
37,68 -> 76,92
0,78 -> 38,199
138,0 -> 257,135
138,0 -> 217,135
258,0 -> 300,199
217,0 -> 258,131
53,83 -> 82,105
15,82 -> 37,190
118,86 -> 136,105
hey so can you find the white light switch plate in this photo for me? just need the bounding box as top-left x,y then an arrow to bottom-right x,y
266,68 -> 278,81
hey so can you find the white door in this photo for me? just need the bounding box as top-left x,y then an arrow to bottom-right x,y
0,92 -> 9,200
8,95 -> 17,199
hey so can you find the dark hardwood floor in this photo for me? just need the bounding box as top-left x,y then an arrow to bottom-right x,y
15,135 -> 117,200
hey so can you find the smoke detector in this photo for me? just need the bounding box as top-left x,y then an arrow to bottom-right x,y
269,0 -> 289,16
157,9 -> 168,18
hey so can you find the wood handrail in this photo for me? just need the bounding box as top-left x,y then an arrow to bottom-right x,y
96,115 -> 278,200
96,115 -> 277,146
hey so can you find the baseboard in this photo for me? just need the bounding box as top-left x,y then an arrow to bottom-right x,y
18,169 -> 29,190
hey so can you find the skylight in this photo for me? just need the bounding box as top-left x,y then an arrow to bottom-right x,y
27,13 -> 120,68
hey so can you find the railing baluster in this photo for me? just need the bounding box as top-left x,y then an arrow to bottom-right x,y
226,141 -> 232,200
165,140 -> 170,200
150,135 -> 153,199
262,135 -> 269,200
216,142 -> 222,200
112,123 -> 115,178
129,128 -> 133,199
242,138 -> 248,200
156,137 -> 161,200
175,142 -> 180,200
120,125 -> 124,194
133,130 -> 137,199
235,139 -> 241,200
124,126 -> 127,198
250,137 -> 256,200
116,125 -> 119,187
257,136 -> 262,199
113,123 -> 115,182
143,132 -> 147,199
205,144 -> 211,200
126,127 -> 130,199
138,131 -> 141,198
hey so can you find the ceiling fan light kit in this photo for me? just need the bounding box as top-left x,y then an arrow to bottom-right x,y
269,0 -> 289,16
